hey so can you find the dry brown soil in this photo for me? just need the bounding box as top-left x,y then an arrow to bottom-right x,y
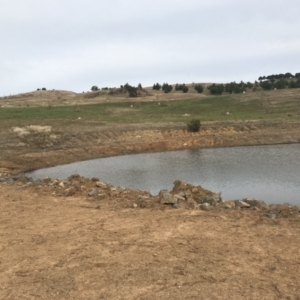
1,179 -> 300,300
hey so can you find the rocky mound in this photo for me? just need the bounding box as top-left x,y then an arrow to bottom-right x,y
1,173 -> 299,220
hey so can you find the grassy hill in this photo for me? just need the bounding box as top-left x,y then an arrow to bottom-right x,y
0,86 -> 300,130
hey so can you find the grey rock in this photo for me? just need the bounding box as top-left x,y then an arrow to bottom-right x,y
174,194 -> 185,201
65,187 -> 76,196
265,213 -> 277,219
11,173 -> 25,181
43,177 -> 52,184
159,190 -> 177,204
172,203 -> 181,209
178,191 -> 186,198
269,209 -> 281,215
222,204 -> 232,209
34,179 -> 43,186
203,192 -> 222,206
88,188 -> 98,197
242,198 -> 267,207
96,181 -> 108,189
200,203 -> 212,211
235,200 -> 251,208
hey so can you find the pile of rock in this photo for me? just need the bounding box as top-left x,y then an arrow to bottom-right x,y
1,175 -> 300,218
159,180 -> 222,210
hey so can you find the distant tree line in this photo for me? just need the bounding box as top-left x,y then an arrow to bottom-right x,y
90,71 -> 300,97
258,72 -> 300,81
91,83 -> 144,97
152,83 -> 204,94
175,84 -> 189,93
257,72 -> 300,90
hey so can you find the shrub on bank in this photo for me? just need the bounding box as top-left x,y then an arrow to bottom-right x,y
187,119 -> 201,132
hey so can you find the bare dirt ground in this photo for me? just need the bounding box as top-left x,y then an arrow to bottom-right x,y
1,177 -> 300,300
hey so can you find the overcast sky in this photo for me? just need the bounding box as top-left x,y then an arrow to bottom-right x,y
1,0 -> 300,95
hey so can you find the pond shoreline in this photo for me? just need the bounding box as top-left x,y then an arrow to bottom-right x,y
1,120 -> 300,175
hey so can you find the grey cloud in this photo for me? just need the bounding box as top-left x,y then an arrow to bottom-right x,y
1,0 -> 300,95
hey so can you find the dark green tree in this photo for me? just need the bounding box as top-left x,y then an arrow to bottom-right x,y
152,83 -> 161,90
208,84 -> 224,95
260,80 -> 273,90
124,83 -> 138,97
182,85 -> 189,93
162,83 -> 173,93
91,86 -> 99,91
194,84 -> 204,93
274,79 -> 286,89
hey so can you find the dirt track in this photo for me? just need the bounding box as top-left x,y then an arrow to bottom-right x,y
1,121 -> 300,299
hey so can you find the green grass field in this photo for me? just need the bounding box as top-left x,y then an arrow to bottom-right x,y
1,90 -> 300,129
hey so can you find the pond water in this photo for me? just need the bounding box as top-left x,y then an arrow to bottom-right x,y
27,144 -> 300,205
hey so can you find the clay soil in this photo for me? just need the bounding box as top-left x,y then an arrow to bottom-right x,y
1,90 -> 300,299
1,180 -> 300,300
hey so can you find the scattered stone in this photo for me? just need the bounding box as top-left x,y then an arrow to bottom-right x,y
59,182 -> 65,188
172,203 -> 180,209
203,192 -> 222,206
65,187 -> 76,196
91,177 -> 99,182
178,191 -> 186,198
34,179 -> 43,186
235,200 -> 251,208
159,190 -> 177,204
223,200 -> 236,208
110,188 -> 118,197
254,207 -> 261,212
222,204 -> 232,209
88,188 -> 98,197
265,213 -> 277,220
43,177 -> 52,184
269,209 -> 281,216
133,203 -> 138,208
192,187 -> 198,193
174,194 -> 185,201
242,198 -> 267,207
200,203 -> 212,211
96,181 -> 108,188
68,174 -> 80,180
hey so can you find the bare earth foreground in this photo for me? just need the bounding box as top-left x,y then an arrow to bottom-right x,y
1,120 -> 300,299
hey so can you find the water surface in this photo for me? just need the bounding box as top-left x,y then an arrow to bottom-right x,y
27,144 -> 300,205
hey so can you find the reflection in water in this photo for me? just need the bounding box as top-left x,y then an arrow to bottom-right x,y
27,144 -> 300,205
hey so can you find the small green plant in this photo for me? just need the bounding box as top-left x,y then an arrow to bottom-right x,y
187,119 -> 201,132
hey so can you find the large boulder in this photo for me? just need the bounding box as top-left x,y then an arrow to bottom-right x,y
172,180 -> 221,205
159,190 -> 177,204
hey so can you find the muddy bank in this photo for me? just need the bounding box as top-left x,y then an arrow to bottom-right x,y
1,121 -> 300,175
